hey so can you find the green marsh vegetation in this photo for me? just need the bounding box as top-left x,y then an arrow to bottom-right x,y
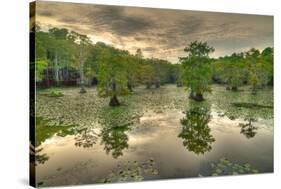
33,26 -> 273,180
208,158 -> 259,176
97,159 -> 158,183
34,27 -> 273,105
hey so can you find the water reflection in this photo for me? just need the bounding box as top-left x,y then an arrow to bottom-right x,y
30,142 -> 50,166
35,148 -> 50,165
239,118 -> 258,139
100,126 -> 130,159
97,159 -> 158,183
74,127 -> 98,148
210,86 -> 273,121
178,103 -> 215,155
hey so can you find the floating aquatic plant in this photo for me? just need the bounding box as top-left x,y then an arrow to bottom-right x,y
209,85 -> 273,120
96,159 -> 158,183
207,158 -> 259,176
36,86 -> 273,131
39,88 -> 64,97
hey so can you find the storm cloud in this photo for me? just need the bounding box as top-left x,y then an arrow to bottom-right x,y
35,1 -> 273,63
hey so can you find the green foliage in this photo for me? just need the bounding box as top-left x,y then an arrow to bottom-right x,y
212,53 -> 247,90
180,41 -> 214,99
124,54 -> 141,91
211,47 -> 273,94
68,31 -> 93,90
40,88 -> 64,97
35,28 -> 79,84
35,60 -> 48,81
95,43 -> 130,100
98,105 -> 139,128
34,26 -> 273,103
35,117 -> 76,147
140,61 -> 157,88
48,89 -> 64,97
246,48 -> 273,94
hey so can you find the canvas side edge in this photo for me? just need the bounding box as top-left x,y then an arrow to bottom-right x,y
29,1 -> 36,188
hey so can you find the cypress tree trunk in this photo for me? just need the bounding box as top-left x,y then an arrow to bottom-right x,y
79,85 -> 86,93
109,95 -> 120,107
79,43 -> 86,94
127,81 -> 133,92
231,86 -> 238,91
109,80 -> 120,106
155,81 -> 160,88
252,86 -> 257,95
46,68 -> 50,87
54,51 -> 59,86
79,65 -> 86,93
177,82 -> 183,87
189,91 -> 204,101
189,91 -> 195,99
194,93 -> 204,101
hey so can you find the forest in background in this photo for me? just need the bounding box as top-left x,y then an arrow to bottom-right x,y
33,26 -> 273,105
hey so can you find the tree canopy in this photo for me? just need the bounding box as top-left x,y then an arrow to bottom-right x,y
34,27 -> 273,106
179,41 -> 215,101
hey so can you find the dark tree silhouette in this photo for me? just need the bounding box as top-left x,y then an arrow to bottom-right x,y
239,118 -> 258,139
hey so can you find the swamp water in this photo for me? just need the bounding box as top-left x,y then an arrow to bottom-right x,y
34,85 -> 273,187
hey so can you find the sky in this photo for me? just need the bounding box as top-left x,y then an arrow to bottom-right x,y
35,1 -> 273,63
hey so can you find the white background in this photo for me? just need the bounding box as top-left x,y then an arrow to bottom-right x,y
0,0 -> 280,188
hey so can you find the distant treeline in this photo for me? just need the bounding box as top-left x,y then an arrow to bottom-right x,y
33,26 -> 273,104
211,48 -> 273,89
34,27 -> 180,87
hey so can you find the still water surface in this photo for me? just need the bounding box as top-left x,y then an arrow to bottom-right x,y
35,85 -> 273,186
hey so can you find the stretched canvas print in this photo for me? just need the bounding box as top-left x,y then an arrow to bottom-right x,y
30,0 -> 274,187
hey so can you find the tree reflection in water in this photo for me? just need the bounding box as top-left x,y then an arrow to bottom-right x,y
178,103 -> 215,155
100,126 -> 129,159
239,118 -> 258,139
30,142 -> 50,166
35,148 -> 49,165
74,127 -> 98,148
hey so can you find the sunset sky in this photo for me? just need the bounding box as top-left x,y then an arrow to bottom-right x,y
35,1 -> 273,63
